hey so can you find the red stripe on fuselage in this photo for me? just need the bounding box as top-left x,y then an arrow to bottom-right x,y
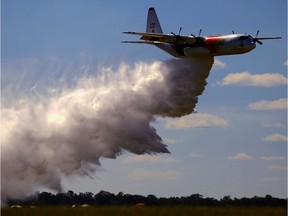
205,36 -> 225,53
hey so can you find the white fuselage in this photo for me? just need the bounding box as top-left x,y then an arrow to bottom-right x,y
155,34 -> 256,58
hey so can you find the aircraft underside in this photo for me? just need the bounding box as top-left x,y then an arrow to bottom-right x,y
155,42 -> 255,58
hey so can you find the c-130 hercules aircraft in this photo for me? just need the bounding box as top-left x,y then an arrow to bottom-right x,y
123,8 -> 281,58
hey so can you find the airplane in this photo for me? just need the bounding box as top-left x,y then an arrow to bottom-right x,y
122,7 -> 281,58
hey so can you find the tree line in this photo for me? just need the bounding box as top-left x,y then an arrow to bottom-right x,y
7,190 -> 287,207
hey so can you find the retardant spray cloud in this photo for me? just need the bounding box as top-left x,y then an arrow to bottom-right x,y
1,57 -> 213,201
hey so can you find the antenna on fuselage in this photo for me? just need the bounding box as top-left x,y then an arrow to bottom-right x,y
198,29 -> 202,37
232,30 -> 235,34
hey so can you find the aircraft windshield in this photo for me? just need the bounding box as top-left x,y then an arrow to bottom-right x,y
239,36 -> 250,40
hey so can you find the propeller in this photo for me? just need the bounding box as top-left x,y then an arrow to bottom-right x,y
249,30 -> 263,45
171,27 -> 183,43
171,27 -> 182,36
190,29 -> 203,43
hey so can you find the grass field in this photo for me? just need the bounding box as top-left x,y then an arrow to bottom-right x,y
1,206 -> 287,216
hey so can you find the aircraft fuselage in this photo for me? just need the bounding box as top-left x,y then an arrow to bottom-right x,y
155,34 -> 256,58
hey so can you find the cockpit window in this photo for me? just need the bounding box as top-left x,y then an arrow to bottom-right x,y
239,36 -> 250,40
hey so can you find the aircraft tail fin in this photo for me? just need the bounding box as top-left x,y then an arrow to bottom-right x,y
146,7 -> 163,33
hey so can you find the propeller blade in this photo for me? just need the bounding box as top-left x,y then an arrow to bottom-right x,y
255,30 -> 259,38
178,27 -> 182,35
256,40 -> 263,45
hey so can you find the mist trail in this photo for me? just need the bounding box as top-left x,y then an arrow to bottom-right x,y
1,57 -> 213,201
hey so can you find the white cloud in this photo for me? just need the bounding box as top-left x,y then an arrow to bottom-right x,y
165,113 -> 229,130
127,169 -> 182,180
228,153 -> 254,160
261,177 -> 281,183
213,59 -> 227,70
261,156 -> 286,161
248,98 -> 287,110
121,155 -> 177,164
268,165 -> 287,171
219,72 -> 287,87
263,133 -> 287,142
261,122 -> 284,128
284,60 -> 288,66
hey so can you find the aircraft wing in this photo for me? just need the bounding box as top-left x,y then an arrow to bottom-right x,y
123,31 -> 197,44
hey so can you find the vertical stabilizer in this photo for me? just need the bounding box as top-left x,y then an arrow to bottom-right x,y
146,7 -> 163,33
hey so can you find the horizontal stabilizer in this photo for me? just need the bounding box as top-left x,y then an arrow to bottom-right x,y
121,41 -> 155,44
123,31 -> 167,37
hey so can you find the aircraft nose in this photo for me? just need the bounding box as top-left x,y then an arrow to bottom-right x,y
247,40 -> 256,49
250,42 -> 256,48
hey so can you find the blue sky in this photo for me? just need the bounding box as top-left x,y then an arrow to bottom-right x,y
2,0 -> 287,199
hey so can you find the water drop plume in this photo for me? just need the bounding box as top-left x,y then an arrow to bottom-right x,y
1,57 -> 213,201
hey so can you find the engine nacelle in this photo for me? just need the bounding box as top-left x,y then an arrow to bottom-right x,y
185,36 -> 197,44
